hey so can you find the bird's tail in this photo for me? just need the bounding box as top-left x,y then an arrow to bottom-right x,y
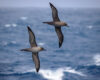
20,48 -> 31,52
43,22 -> 54,25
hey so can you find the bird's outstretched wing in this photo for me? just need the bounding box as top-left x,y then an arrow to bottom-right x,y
49,3 -> 60,21
27,27 -> 40,72
55,27 -> 64,48
27,26 -> 37,47
32,53 -> 40,72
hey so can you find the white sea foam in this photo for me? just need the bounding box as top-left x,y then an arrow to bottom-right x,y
38,42 -> 45,46
5,23 -> 17,28
12,24 -> 17,27
39,69 -> 64,80
13,67 -> 85,80
1,41 -> 16,46
5,24 -> 11,27
93,54 -> 100,66
20,17 -> 27,20
64,67 -> 85,76
39,67 -> 85,80
87,25 -> 93,29
11,41 -> 17,44
1,67 -> 85,80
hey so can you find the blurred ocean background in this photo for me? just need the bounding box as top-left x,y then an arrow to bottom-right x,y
0,8 -> 100,80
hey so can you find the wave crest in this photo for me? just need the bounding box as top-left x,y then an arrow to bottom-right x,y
0,67 -> 85,80
93,54 -> 100,66
39,67 -> 85,80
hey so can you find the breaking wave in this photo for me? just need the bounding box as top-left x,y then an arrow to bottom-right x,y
0,67 -> 85,80
93,54 -> 100,66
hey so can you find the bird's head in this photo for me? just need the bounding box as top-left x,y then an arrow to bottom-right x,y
40,47 -> 46,51
63,22 -> 69,27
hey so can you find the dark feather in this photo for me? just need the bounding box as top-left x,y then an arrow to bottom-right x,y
49,2 -> 60,21
55,27 -> 64,48
43,22 -> 54,25
32,53 -> 40,72
20,48 -> 29,51
27,26 -> 37,47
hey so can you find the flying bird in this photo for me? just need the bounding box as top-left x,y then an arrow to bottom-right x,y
43,2 -> 69,48
20,26 -> 46,72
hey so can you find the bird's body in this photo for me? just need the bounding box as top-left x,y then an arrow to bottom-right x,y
43,2 -> 69,48
21,46 -> 44,53
20,26 -> 45,72
43,21 -> 67,26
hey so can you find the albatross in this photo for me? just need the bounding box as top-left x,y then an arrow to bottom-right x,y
20,26 -> 46,72
43,2 -> 69,48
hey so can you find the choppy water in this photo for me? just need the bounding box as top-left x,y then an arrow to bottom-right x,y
0,8 -> 100,80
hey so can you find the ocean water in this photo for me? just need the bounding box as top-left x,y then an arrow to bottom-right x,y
0,8 -> 100,80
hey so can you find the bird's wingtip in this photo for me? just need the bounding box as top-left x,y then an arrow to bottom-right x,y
59,45 -> 61,48
27,26 -> 30,29
49,2 -> 53,6
36,68 -> 39,72
59,42 -> 62,48
27,26 -> 31,31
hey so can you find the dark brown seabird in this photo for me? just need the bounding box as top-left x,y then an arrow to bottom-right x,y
20,26 -> 46,72
43,2 -> 69,48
